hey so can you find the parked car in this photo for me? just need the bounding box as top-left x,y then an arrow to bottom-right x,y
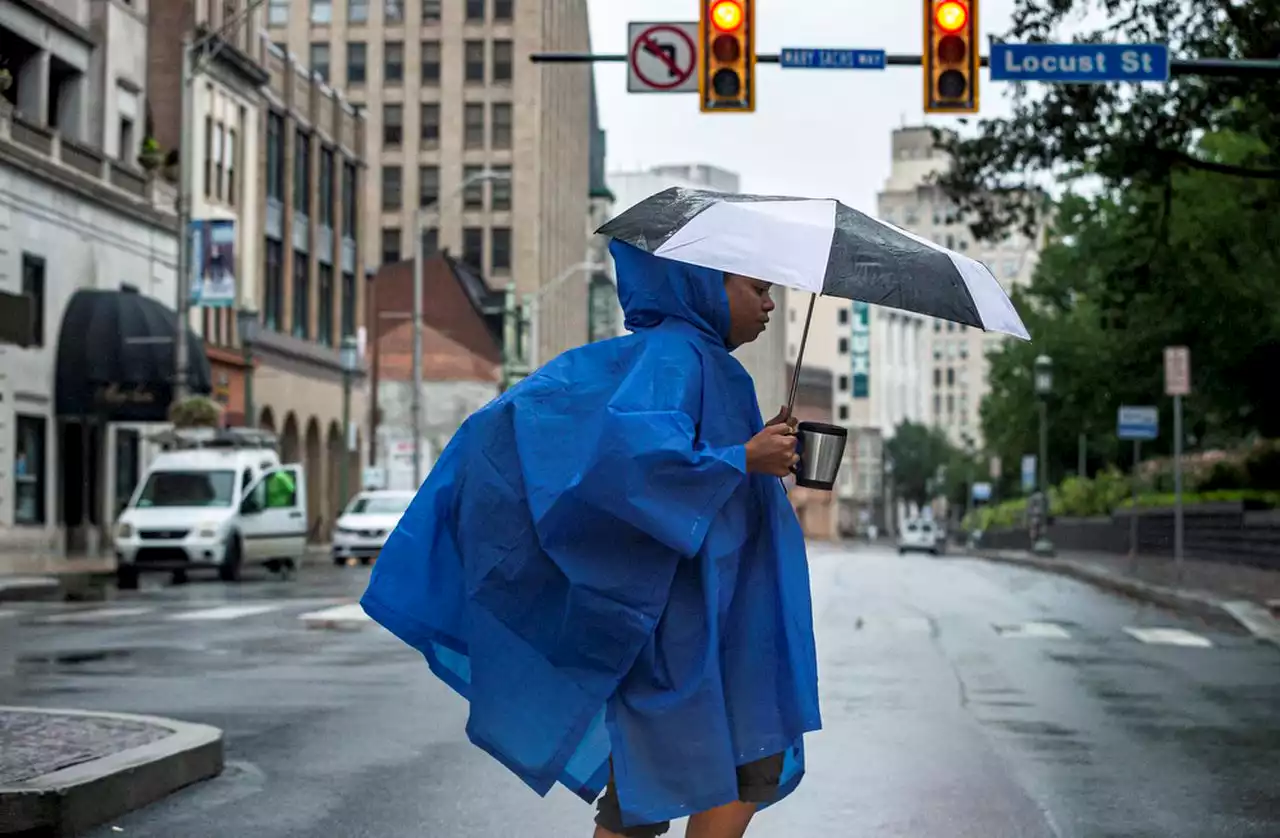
331,490 -> 415,565
897,518 -> 943,556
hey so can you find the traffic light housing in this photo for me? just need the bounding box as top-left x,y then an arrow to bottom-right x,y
924,0 -> 979,114
699,0 -> 755,113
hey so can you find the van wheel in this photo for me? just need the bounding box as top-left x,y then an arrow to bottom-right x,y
219,536 -> 243,583
117,566 -> 139,590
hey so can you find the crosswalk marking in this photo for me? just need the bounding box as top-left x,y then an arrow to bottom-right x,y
298,603 -> 371,630
169,604 -> 283,621
852,615 -> 933,634
38,607 -> 155,624
1123,627 -> 1214,648
994,621 -> 1073,640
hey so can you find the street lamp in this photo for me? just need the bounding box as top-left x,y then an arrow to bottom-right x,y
338,335 -> 359,507
409,168 -> 512,486
236,305 -> 259,428
1032,354 -> 1055,557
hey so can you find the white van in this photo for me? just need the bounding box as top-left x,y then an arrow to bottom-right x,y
113,428 -> 308,588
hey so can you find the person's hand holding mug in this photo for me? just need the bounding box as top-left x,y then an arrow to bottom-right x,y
746,423 -> 799,477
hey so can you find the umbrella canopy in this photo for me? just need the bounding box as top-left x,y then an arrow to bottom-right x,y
596,186 -> 1030,340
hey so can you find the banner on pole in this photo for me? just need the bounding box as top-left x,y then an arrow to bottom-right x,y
190,219 -> 237,308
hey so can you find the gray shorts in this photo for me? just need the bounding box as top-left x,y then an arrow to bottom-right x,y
594,753 -> 785,838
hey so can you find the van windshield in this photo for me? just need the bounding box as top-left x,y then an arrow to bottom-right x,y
134,470 -> 237,508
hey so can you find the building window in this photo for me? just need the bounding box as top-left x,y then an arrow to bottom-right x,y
21,254 -> 45,348
317,263 -> 334,346
838,405 -> 850,421
423,0 -> 440,21
491,227 -> 511,273
839,375 -> 849,392
264,240 -> 284,330
491,166 -> 511,211
420,102 -> 440,145
463,165 -> 484,209
213,123 -> 225,200
464,40 -> 485,82
384,0 -> 403,24
838,337 -> 849,354
118,116 -> 134,163
462,227 -> 483,269
14,415 -> 46,525
838,308 -> 849,325
227,126 -> 238,206
492,102 -> 512,148
309,43 -> 330,81
319,147 -> 335,227
341,271 -> 356,337
267,112 -> 285,200
348,0 -> 367,22
421,227 -> 439,255
934,368 -> 941,387
465,0 -> 484,21
203,115 -> 212,197
384,41 -> 404,83
383,103 -> 402,146
421,40 -> 441,84
310,0 -> 330,24
381,165 -> 402,211
268,0 -> 288,25
347,42 -> 366,84
292,251 -> 310,338
293,130 -> 311,215
341,162 -> 357,237
381,228 -> 401,264
464,103 -> 485,149
418,165 -> 439,207
493,40 -> 513,82
494,0 -> 512,20
933,394 -> 941,415
947,367 -> 955,386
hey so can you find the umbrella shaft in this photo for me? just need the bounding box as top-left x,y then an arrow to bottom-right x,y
786,294 -> 817,417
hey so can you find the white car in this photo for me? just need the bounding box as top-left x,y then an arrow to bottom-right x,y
897,519 -> 944,556
331,490 -> 415,565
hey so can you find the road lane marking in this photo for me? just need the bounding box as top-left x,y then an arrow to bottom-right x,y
170,604 -> 284,621
994,621 -> 1072,640
37,607 -> 155,623
298,603 -> 371,630
1123,627 -> 1214,648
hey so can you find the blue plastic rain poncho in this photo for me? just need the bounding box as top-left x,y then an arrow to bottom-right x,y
361,241 -> 822,827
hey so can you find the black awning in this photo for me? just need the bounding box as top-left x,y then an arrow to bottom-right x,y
55,288 -> 213,421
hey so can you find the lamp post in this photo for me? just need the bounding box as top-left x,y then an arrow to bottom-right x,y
1033,354 -> 1055,557
236,305 -> 259,428
338,335 -> 359,508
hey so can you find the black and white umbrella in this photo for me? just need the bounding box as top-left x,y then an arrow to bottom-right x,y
596,186 -> 1030,410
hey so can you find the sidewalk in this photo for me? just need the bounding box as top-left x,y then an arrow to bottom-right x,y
0,707 -> 223,836
968,547 -> 1280,646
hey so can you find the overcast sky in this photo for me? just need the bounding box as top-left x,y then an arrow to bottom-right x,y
586,0 -> 1028,213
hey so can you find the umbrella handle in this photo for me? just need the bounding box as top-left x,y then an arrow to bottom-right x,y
786,293 -> 817,418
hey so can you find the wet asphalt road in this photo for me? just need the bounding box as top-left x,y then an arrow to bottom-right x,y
3,543 -> 1279,837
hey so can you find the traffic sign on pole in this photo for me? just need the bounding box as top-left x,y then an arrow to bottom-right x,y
1164,346 -> 1191,396
780,48 -> 886,70
1117,405 -> 1159,441
628,22 -> 699,94
990,43 -> 1170,84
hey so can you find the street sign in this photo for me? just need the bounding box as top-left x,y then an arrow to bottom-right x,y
1020,454 -> 1037,492
628,22 -> 699,94
990,43 -> 1170,84
1164,345 -> 1191,396
972,482 -> 992,502
1117,405 -> 1159,441
780,48 -> 886,70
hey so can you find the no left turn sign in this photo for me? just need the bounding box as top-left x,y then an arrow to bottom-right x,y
627,21 -> 699,94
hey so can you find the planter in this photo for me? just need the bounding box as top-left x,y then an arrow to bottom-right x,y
139,151 -> 164,172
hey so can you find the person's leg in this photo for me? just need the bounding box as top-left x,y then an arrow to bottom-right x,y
683,801 -> 758,838
595,761 -> 671,838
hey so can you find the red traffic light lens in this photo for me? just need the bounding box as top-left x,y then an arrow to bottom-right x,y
710,0 -> 744,32
712,33 -> 741,63
935,0 -> 968,33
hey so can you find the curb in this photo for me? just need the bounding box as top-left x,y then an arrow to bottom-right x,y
0,707 -> 224,836
0,577 -> 60,603
967,549 -> 1280,644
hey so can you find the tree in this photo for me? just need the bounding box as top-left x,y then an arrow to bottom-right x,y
885,421 -> 957,505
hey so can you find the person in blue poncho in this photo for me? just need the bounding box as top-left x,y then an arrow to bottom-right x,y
361,241 -> 822,838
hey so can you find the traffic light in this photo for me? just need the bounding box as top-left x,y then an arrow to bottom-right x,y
699,0 -> 755,113
923,0 -> 979,114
